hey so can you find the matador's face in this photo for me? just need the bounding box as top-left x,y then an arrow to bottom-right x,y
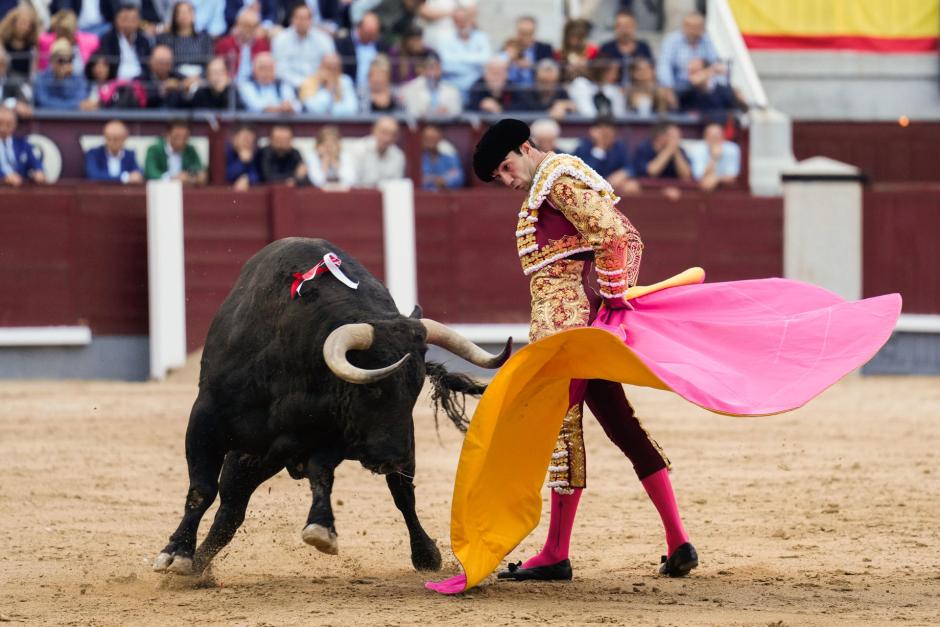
494,143 -> 539,191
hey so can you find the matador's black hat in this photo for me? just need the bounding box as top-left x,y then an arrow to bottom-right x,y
473,118 -> 531,182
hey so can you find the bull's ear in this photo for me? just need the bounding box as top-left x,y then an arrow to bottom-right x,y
409,304 -> 424,319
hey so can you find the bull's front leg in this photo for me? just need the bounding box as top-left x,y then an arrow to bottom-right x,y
386,462 -> 442,571
302,451 -> 342,555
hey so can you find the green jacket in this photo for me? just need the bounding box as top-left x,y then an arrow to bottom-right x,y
143,137 -> 203,180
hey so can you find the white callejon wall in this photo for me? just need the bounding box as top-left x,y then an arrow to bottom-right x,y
380,178 -> 418,316
782,157 -> 863,302
147,180 -> 187,380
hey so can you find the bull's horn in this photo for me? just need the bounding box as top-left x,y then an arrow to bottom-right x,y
421,319 -> 512,368
323,323 -> 411,384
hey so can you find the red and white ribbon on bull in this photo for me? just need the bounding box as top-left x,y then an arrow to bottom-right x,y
291,252 -> 359,299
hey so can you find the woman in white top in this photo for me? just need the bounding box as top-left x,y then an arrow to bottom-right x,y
307,125 -> 357,190
568,56 -> 627,118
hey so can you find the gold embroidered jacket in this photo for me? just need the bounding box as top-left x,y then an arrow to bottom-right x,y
515,153 -> 643,299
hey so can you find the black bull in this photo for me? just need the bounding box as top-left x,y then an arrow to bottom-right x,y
153,238 -> 511,576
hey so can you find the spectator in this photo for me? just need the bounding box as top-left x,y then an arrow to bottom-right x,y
510,58 -> 574,118
0,46 -> 34,118
334,11 -> 387,92
223,0 -> 277,36
271,3 -> 335,90
632,123 -> 692,181
355,114 -> 404,187
467,56 -> 511,113
501,15 -> 552,87
144,43 -> 192,108
299,51 -> 358,115
156,1 -> 214,78
420,123 -> 464,190
626,57 -> 674,115
398,52 -> 462,117
0,106 -> 44,186
598,10 -> 653,80
361,55 -> 397,113
238,52 -> 300,113
558,18 -> 597,79
143,119 -> 206,184
189,56 -> 243,109
376,0 -> 422,46
574,117 -> 639,195
417,0 -> 468,50
225,122 -> 259,190
530,117 -> 560,153
84,119 -> 143,183
388,24 -> 429,84
193,0 -> 226,37
307,124 -> 355,189
657,11 -> 718,95
569,55 -> 626,118
214,7 -> 270,83
688,121 -> 740,191
34,38 -> 88,109
38,10 -> 99,76
438,6 -> 490,95
678,57 -> 742,116
98,4 -> 153,80
294,0 -> 351,34
0,4 -> 40,78
258,124 -> 307,185
48,1 -> 110,38
79,51 -> 113,109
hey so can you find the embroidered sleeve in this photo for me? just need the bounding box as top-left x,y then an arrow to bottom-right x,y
547,174 -> 643,298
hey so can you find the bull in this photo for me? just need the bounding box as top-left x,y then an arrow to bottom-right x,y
152,237 -> 510,576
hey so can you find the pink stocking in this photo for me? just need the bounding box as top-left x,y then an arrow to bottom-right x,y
641,468 -> 689,555
521,487 -> 583,568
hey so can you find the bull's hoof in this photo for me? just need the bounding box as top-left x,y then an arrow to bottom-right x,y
302,524 -> 339,555
153,552 -> 194,575
411,539 -> 442,572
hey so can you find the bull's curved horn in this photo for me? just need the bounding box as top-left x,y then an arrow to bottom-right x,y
421,319 -> 512,369
323,323 -> 411,384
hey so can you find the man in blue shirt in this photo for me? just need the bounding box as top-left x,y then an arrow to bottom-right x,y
420,124 -> 464,191
687,122 -> 741,191
238,52 -> 301,113
85,119 -> 143,183
0,107 -> 45,187
632,123 -> 693,182
334,11 -> 388,93
656,12 -> 718,95
438,6 -> 491,96
573,117 -> 639,195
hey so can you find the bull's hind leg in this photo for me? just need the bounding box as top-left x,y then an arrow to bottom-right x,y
301,452 -> 342,555
154,398 -> 226,575
190,452 -> 282,573
386,462 -> 442,571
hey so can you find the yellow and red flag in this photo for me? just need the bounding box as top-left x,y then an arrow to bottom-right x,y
729,0 -> 939,53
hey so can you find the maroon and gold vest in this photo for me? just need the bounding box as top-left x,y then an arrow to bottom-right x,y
515,153 -> 620,276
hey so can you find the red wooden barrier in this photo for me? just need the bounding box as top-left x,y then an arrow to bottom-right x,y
863,184 -> 940,314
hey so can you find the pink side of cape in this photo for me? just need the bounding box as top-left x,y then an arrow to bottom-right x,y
594,278 -> 902,416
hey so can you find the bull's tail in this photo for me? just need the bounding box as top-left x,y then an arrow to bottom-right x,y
425,362 -> 487,433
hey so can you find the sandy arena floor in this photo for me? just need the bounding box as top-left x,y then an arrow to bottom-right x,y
1,363 -> 938,626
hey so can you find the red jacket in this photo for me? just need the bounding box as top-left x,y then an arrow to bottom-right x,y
214,37 -> 271,75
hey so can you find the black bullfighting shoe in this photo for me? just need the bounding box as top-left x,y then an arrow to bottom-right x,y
659,542 -> 699,577
497,559 -> 573,581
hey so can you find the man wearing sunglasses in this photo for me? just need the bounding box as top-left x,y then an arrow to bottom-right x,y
34,38 -> 88,110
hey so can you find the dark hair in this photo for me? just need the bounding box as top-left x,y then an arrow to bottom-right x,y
84,51 -> 114,81
270,123 -> 293,134
116,3 -> 139,17
511,137 -> 541,155
403,24 -> 423,39
592,115 -> 617,129
166,119 -> 189,133
422,51 -> 441,65
169,1 -> 194,36
651,123 -> 675,138
289,2 -> 311,21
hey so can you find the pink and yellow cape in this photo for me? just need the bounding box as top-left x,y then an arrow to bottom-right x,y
438,269 -> 901,593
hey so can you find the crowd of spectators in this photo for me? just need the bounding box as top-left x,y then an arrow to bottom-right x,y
0,2 -> 743,192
